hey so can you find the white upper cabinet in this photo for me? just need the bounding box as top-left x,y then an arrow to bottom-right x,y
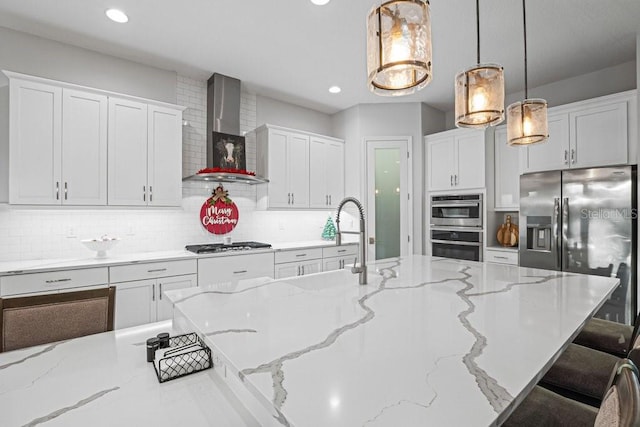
108,100 -> 183,207
522,91 -> 634,173
426,128 -> 485,192
147,105 -> 182,207
309,136 -> 345,208
256,124 -> 344,209
108,98 -> 148,206
62,89 -> 108,205
9,78 -> 62,204
8,77 -> 108,205
523,113 -> 570,173
4,71 -> 184,207
493,126 -> 521,210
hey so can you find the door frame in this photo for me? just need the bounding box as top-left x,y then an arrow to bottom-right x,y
362,136 -> 413,261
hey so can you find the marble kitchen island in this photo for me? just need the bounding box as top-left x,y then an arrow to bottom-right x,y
166,255 -> 620,427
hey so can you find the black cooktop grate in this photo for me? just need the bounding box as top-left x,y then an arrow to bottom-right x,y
185,241 -> 272,254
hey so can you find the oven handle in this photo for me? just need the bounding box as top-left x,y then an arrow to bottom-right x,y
432,202 -> 480,208
431,239 -> 482,247
430,226 -> 483,232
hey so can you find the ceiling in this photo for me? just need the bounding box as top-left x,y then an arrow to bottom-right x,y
0,0 -> 638,114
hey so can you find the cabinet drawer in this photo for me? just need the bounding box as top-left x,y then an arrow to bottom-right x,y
275,248 -> 323,264
486,249 -> 519,265
0,267 -> 109,296
198,253 -> 274,285
322,245 -> 358,259
110,259 -> 197,283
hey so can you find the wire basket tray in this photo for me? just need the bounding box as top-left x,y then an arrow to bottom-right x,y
153,332 -> 213,383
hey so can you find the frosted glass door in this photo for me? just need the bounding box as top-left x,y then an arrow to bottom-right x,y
366,139 -> 410,261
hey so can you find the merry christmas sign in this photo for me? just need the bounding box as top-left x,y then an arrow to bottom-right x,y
200,186 -> 239,234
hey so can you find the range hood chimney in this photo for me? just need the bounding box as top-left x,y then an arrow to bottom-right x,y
183,73 -> 267,184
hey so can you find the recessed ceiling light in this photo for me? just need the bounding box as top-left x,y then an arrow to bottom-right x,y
106,9 -> 128,23
328,86 -> 341,94
311,0 -> 331,5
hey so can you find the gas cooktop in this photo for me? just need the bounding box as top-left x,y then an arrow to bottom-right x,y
185,241 -> 272,254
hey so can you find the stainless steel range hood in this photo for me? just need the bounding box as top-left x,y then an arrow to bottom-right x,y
183,73 -> 267,184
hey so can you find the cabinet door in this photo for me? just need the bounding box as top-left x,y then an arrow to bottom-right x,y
61,89 -> 108,205
156,274 -> 197,321
300,259 -> 323,276
309,137 -> 328,208
325,141 -> 344,207
108,97 -> 148,206
523,113 -> 569,173
456,131 -> 485,189
494,127 -> 520,210
114,279 -> 155,329
288,133 -> 310,208
570,101 -> 627,168
274,262 -> 302,279
427,136 -> 455,191
266,129 -> 290,208
148,105 -> 183,207
9,79 -> 62,204
323,257 -> 342,272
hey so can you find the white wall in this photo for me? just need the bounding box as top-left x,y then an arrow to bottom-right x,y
331,102 -> 446,255
0,26 -> 177,103
256,95 -> 333,135
444,61 -> 637,129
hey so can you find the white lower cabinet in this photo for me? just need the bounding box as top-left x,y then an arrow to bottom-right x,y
113,274 -> 196,329
322,245 -> 359,272
110,259 -> 197,329
198,253 -> 275,285
274,248 -> 323,279
485,248 -> 519,265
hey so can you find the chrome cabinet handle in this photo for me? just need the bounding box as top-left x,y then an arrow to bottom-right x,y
494,256 -> 509,260
233,270 -> 247,274
56,182 -> 60,200
45,278 -> 71,284
455,175 -> 458,185
329,195 -> 331,205
295,253 -> 307,257
150,186 -> 153,202
564,150 -> 569,165
291,193 -> 294,204
64,182 -> 68,200
143,186 -> 146,202
288,193 -> 291,204
338,249 -> 347,253
450,175 -> 453,186
301,265 -> 305,275
159,283 -> 162,300
297,265 -> 301,276
152,283 -> 155,301
570,149 -> 576,164
147,268 -> 167,273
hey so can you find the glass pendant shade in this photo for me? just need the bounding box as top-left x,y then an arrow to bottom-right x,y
455,64 -> 505,128
506,99 -> 548,145
366,0 -> 432,96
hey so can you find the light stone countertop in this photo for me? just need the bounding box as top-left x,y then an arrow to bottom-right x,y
166,255 -> 619,427
0,241 -> 357,276
0,321 -> 259,427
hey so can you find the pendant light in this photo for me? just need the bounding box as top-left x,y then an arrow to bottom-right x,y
507,0 -> 548,145
366,0 -> 432,96
454,0 -> 504,128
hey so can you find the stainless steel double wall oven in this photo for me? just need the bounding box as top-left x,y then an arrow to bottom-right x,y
430,194 -> 483,262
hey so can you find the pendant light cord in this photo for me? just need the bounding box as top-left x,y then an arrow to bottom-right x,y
476,0 -> 480,64
523,0 -> 528,99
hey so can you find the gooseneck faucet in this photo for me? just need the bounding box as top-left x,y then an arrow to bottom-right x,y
335,197 -> 367,285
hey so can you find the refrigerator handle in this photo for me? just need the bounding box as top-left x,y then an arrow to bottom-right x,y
553,197 -> 561,270
562,197 -> 569,270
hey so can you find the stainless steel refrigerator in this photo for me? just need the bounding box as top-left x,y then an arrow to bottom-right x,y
519,165 -> 637,325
